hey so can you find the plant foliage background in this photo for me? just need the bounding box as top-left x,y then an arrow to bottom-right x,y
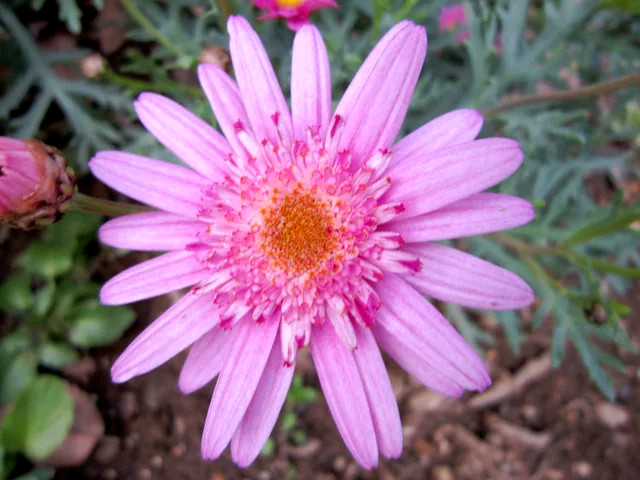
0,0 -> 638,478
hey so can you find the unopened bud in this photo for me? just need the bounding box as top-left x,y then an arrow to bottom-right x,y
199,46 -> 230,71
0,137 -> 76,230
81,54 -> 106,79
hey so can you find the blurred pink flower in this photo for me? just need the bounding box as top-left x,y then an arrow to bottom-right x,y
253,0 -> 336,30
0,137 -> 75,230
439,3 -> 469,43
91,16 -> 534,468
439,3 -> 466,31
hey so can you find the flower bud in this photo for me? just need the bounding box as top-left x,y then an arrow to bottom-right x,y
0,137 -> 76,230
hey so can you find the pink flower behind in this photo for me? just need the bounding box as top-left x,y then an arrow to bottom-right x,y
439,3 -> 469,43
91,16 -> 535,469
0,137 -> 75,230
439,3 -> 466,31
253,0 -> 336,30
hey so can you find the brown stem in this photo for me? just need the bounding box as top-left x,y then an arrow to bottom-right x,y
483,72 -> 640,118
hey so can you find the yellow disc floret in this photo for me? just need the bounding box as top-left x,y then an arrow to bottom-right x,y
261,189 -> 336,275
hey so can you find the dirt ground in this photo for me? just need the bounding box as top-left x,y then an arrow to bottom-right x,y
50,279 -> 639,480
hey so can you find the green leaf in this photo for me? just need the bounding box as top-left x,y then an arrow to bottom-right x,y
0,351 -> 38,405
17,243 -> 74,279
290,429 -> 308,446
58,0 -> 82,34
13,469 -> 55,480
68,303 -> 135,348
495,311 -> 521,354
550,321 -> 568,368
46,212 -> 102,246
286,376 -> 318,406
0,274 -> 33,314
259,437 -> 274,457
599,0 -> 640,13
0,331 -> 31,357
0,446 -> 16,480
32,280 -> 56,318
38,342 -> 79,369
0,375 -> 74,460
281,411 -> 298,431
569,323 -> 616,400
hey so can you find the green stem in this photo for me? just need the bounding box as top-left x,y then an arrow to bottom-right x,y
120,0 -> 187,59
69,193 -> 152,217
493,233 -> 570,257
214,0 -> 232,32
566,207 -> 640,246
484,72 -> 640,118
103,70 -> 205,99
523,257 -> 568,294
570,253 -> 640,279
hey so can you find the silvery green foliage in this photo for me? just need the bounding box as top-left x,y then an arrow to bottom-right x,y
1,0 -> 639,399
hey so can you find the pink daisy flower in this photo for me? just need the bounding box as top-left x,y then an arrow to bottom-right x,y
439,3 -> 469,44
90,16 -> 535,468
439,3 -> 466,33
253,0 -> 337,30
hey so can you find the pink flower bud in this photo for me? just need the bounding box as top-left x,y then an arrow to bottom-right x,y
253,0 -> 337,30
0,137 -> 76,230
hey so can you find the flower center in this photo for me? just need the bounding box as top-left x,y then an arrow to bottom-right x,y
275,0 -> 306,8
261,189 -> 337,275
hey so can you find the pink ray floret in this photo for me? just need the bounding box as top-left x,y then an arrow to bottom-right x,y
90,16 -> 535,469
253,0 -> 337,30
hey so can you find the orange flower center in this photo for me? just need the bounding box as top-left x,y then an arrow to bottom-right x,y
261,190 -> 336,275
275,0 -> 306,8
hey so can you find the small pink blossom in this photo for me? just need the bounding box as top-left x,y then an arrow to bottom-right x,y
253,0 -> 336,30
439,3 -> 466,32
91,16 -> 535,469
439,3 -> 469,43
0,137 -> 75,230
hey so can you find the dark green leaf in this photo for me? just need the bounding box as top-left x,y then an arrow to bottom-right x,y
32,280 -> 56,318
259,437 -> 274,457
68,303 -> 135,348
13,469 -> 55,480
0,351 -> 38,405
38,342 -> 79,369
17,243 -> 74,279
281,411 -> 297,431
0,375 -> 74,460
0,274 -> 33,314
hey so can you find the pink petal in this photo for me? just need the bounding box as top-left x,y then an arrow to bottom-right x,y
373,310 -> 465,397
310,321 -> 378,469
100,251 -> 210,305
228,16 -> 293,144
388,193 -> 535,242
334,21 -> 426,167
134,93 -> 229,180
391,109 -> 484,169
99,212 -> 205,251
178,327 -> 232,394
198,64 -> 251,159
201,315 -> 279,460
231,336 -> 295,467
352,325 -> 402,459
404,243 -> 535,310
374,273 -> 491,394
111,291 -> 219,383
89,151 -> 208,218
291,24 -> 331,140
384,138 -> 523,219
